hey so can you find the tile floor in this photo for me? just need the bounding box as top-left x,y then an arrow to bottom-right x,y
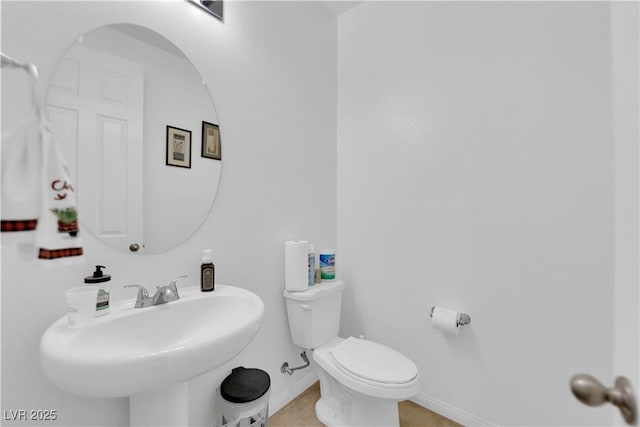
269,382 -> 461,427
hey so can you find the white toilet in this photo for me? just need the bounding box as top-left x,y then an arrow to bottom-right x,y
284,280 -> 420,427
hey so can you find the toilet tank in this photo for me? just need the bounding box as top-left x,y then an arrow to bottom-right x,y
283,280 -> 344,350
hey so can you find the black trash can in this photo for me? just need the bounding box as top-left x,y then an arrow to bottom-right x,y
219,367 -> 271,427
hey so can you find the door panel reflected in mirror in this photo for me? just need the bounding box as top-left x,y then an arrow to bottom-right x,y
47,24 -> 221,254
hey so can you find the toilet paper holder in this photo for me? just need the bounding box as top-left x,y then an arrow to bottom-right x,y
429,306 -> 471,327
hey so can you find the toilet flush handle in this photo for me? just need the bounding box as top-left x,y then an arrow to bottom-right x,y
300,304 -> 312,311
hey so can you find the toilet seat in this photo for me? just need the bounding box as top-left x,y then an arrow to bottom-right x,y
331,337 -> 418,386
314,337 -> 420,401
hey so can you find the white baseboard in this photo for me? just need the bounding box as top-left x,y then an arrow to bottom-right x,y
410,392 -> 498,427
269,367 -> 319,415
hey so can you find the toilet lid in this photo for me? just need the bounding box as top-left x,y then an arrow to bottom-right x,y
332,337 -> 418,385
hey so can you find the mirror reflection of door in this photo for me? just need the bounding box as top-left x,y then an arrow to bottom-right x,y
47,44 -> 144,253
46,24 -> 222,254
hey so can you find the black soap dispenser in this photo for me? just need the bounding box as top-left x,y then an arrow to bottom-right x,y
84,265 -> 111,315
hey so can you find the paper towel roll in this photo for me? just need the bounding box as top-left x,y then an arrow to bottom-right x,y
431,306 -> 460,335
285,240 -> 309,292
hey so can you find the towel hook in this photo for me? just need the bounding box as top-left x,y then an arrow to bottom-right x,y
1,52 -> 38,79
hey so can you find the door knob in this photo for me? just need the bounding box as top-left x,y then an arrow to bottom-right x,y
570,373 -> 636,425
129,243 -> 140,252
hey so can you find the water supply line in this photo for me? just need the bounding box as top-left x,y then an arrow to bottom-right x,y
281,351 -> 309,375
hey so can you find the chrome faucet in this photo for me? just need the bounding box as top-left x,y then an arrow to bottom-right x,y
124,275 -> 187,308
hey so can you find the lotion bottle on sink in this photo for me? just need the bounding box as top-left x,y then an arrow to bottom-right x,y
201,249 -> 215,292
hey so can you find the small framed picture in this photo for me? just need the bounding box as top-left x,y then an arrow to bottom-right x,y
201,121 -> 221,160
166,125 -> 192,168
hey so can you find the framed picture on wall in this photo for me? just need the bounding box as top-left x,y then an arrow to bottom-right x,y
201,121 -> 221,160
166,125 -> 192,168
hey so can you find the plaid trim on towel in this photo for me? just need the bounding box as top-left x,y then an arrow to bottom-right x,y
1,219 -> 38,232
38,247 -> 84,260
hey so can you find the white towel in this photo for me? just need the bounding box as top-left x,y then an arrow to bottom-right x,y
1,65 -> 84,264
34,121 -> 84,264
1,115 -> 41,237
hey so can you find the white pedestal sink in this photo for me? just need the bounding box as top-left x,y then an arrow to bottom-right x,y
40,285 -> 264,426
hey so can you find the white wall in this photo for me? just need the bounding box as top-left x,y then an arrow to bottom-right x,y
337,2 -> 616,426
1,1 -> 336,426
611,5 -> 640,426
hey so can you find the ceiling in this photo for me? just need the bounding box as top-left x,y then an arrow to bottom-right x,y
320,1 -> 362,16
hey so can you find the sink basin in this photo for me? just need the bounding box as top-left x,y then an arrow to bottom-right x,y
40,285 -> 264,398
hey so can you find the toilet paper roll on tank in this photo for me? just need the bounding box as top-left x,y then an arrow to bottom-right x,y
285,240 -> 309,292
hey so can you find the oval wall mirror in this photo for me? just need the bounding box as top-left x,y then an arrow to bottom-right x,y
46,23 -> 221,254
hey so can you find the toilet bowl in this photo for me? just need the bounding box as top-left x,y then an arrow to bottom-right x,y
313,336 -> 420,426
284,280 -> 421,426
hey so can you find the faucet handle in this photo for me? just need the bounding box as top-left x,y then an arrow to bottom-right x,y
170,274 -> 188,284
168,275 -> 188,294
124,284 -> 151,308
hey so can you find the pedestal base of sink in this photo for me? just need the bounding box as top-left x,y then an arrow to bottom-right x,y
130,382 -> 188,427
